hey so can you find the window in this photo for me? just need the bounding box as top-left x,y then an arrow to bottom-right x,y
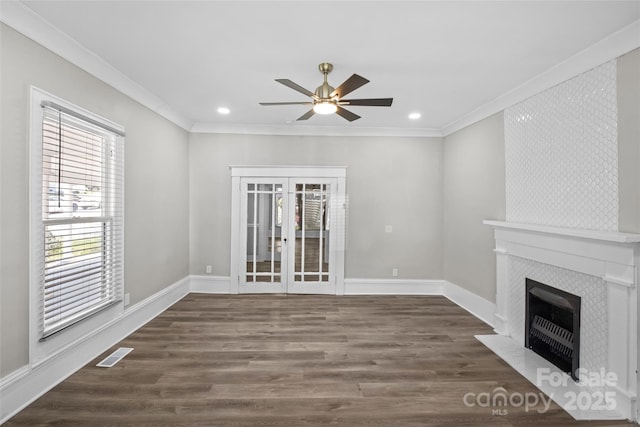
32,91 -> 124,341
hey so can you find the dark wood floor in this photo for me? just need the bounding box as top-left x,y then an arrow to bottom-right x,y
6,294 -> 633,426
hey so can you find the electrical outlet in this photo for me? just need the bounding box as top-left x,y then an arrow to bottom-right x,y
392,268 -> 398,277
124,293 -> 130,306
206,265 -> 212,274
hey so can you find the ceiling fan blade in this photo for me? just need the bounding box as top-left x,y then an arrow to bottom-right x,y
275,79 -> 315,98
335,106 -> 361,122
330,74 -> 369,99
259,102 -> 313,106
297,109 -> 316,121
339,98 -> 393,107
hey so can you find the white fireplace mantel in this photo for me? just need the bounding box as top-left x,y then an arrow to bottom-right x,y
482,220 -> 640,422
483,220 -> 640,244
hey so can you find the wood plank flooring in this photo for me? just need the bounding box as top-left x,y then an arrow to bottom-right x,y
5,294 -> 633,426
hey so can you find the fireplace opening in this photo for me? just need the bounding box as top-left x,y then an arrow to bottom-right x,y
525,278 -> 581,380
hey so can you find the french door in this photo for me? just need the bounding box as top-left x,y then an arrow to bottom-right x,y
230,167 -> 345,294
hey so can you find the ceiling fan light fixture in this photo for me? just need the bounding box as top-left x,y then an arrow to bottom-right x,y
260,63 -> 393,122
313,101 -> 337,115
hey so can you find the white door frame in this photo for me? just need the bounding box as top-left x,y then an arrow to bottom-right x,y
230,166 -> 346,295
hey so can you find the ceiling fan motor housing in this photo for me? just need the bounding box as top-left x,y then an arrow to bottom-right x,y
315,83 -> 335,100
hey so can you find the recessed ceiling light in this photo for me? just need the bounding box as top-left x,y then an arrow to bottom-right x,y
217,107 -> 230,115
408,112 -> 421,120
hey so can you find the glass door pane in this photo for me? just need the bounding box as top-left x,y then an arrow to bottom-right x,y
241,180 -> 286,293
289,181 -> 334,293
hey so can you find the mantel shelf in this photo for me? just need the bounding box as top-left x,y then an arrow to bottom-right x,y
483,220 -> 640,244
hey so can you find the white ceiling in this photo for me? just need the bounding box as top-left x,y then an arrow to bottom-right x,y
9,1 -> 640,136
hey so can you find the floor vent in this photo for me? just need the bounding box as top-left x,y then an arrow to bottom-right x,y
96,347 -> 133,368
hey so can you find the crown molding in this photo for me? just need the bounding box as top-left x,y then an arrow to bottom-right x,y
442,19 -> 640,137
190,122 -> 444,138
0,0 -> 194,131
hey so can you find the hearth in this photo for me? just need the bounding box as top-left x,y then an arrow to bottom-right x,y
525,278 -> 581,380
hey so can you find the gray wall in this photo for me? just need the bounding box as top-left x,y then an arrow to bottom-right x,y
189,133 -> 444,280
442,113 -> 506,302
618,48 -> 640,233
0,24 -> 190,377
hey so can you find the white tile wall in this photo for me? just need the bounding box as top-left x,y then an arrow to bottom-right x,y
505,60 -> 618,231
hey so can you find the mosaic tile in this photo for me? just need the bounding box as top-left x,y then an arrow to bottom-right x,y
505,61 -> 618,231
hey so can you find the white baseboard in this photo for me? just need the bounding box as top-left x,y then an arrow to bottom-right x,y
342,279 -> 495,328
189,276 -> 448,297
0,277 -> 190,425
344,278 -> 444,295
189,275 -> 232,293
443,280 -> 496,327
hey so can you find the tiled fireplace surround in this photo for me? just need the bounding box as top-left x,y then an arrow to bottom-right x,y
479,59 -> 640,421
482,220 -> 640,421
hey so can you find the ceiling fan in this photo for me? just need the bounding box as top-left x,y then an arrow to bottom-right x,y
259,63 -> 393,122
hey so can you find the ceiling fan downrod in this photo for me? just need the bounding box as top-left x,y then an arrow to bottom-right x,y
315,62 -> 335,100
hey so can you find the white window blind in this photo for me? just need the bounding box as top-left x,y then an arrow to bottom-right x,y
39,102 -> 124,340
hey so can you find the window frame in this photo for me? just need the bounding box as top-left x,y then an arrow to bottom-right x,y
29,87 -> 125,365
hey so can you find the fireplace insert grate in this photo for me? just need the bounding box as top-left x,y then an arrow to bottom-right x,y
530,314 -> 574,358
